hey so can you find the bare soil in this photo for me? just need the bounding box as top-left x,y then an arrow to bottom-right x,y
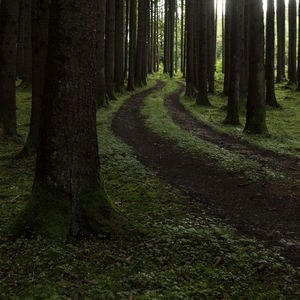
112,81 -> 300,268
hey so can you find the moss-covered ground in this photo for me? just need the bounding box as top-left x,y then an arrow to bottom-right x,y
179,66 -> 300,159
0,77 -> 299,299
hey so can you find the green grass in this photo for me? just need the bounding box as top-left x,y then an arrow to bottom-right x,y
0,78 -> 299,299
180,71 -> 300,159
141,74 -> 284,182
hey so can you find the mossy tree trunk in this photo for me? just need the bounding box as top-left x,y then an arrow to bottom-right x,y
244,0 -> 268,134
23,0 -> 50,154
266,0 -> 279,107
13,0 -> 114,240
0,0 -> 19,136
225,0 -> 244,125
96,0 -> 108,107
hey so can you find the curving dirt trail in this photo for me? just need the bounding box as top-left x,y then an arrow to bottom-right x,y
165,82 -> 300,181
112,81 -> 300,267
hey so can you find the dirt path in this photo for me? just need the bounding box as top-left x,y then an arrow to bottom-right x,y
112,81 -> 300,267
165,82 -> 300,181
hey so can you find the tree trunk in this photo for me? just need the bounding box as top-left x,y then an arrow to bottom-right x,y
169,0 -> 175,78
225,0 -> 244,125
207,0 -> 215,93
17,0 -> 25,79
23,0 -> 32,83
0,0 -> 19,136
196,0 -> 210,106
244,0 -> 267,134
105,0 -> 116,99
266,0 -> 279,107
276,0 -> 285,82
127,0 -> 136,91
13,0 -> 114,240
124,0 -> 129,77
115,0 -> 124,90
96,0 -> 107,106
288,0 -> 297,84
185,0 -> 194,95
224,0 -> 231,95
24,0 -> 50,154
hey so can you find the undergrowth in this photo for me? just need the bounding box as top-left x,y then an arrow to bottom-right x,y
0,77 -> 299,299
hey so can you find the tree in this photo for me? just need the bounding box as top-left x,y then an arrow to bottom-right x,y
223,0 -> 231,95
96,0 -> 107,107
23,0 -> 32,83
196,0 -> 210,106
115,0 -> 125,91
127,0 -> 137,91
24,0 -> 50,154
225,0 -> 244,125
13,0 -> 114,240
105,0 -> 116,99
288,0 -> 297,84
0,0 -> 19,136
244,0 -> 267,134
276,0 -> 285,82
266,0 -> 279,107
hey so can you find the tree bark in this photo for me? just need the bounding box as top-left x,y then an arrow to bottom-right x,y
96,0 -> 107,106
23,0 -> 32,83
0,0 -> 19,136
266,0 -> 279,107
13,0 -> 114,240
127,0 -> 136,91
115,0 -> 124,90
223,0 -> 231,95
24,0 -> 50,154
225,0 -> 244,125
105,0 -> 116,99
276,0 -> 285,82
17,0 -> 25,79
196,0 -> 210,106
288,0 -> 297,84
244,0 -> 267,134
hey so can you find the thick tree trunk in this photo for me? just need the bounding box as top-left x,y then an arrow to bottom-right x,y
164,0 -> 170,73
124,0 -> 129,77
196,0 -> 210,106
13,0 -> 114,240
276,0 -> 285,82
244,0 -> 267,134
127,0 -> 136,91
185,0 -> 194,95
207,0 -> 215,93
288,0 -> 297,84
223,0 -> 231,95
105,0 -> 116,99
17,0 -> 25,79
169,0 -> 175,78
266,0 -> 279,107
297,2 -> 300,90
23,0 -> 50,154
0,0 -> 19,136
96,0 -> 107,106
115,0 -> 124,90
225,0 -> 244,125
23,0 -> 32,83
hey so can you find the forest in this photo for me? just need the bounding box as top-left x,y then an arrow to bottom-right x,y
0,0 -> 299,298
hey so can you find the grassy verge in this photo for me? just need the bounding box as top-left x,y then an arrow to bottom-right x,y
179,72 -> 300,159
141,74 -> 283,182
0,77 -> 299,299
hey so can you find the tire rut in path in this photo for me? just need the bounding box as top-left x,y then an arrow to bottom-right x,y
111,81 -> 300,267
165,82 -> 300,181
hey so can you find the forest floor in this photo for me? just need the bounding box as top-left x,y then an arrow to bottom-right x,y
0,75 -> 299,299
